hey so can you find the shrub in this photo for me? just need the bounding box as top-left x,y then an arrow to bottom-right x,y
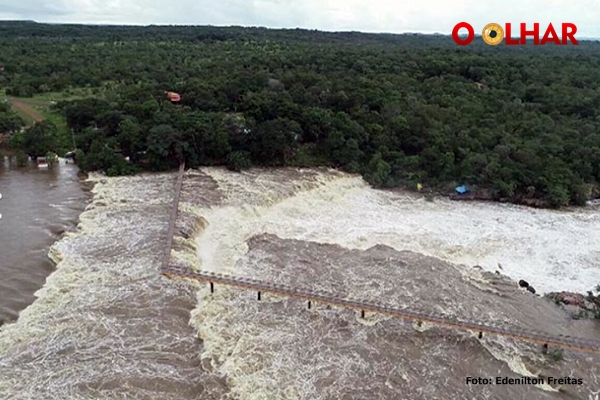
226,151 -> 252,172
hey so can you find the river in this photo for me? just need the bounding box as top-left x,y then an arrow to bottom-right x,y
0,155 -> 89,325
0,166 -> 599,399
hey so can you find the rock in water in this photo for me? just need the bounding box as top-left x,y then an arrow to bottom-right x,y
557,292 -> 586,307
519,280 -> 530,288
527,286 -> 536,294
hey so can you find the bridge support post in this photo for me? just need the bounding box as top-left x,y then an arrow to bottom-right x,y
478,332 -> 483,339
542,343 -> 548,354
258,291 -> 261,301
308,301 -> 311,309
210,282 -> 214,293
361,310 -> 365,318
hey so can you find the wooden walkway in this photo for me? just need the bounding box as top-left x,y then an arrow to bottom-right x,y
161,164 -> 600,356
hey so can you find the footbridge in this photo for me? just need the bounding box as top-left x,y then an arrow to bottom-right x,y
161,266 -> 600,356
162,164 -> 600,356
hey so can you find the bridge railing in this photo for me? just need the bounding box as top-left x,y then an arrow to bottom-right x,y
161,266 -> 600,355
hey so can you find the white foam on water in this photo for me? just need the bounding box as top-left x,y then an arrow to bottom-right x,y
2,166 -> 597,399
196,167 -> 600,295
0,172 -> 221,400
186,167 -> 600,399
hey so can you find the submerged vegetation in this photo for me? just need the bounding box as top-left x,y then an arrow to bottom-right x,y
1,21 -> 600,207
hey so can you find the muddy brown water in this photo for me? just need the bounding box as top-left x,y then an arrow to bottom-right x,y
176,168 -> 600,400
0,155 -> 89,324
1,166 -> 600,399
0,170 -> 228,400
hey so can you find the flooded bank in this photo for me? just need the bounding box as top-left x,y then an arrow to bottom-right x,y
0,156 -> 89,324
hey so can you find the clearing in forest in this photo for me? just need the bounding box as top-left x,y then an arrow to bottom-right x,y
7,98 -> 49,123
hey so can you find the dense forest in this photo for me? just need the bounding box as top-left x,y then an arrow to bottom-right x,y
2,21 -> 600,207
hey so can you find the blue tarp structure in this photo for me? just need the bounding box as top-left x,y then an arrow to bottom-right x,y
455,185 -> 470,194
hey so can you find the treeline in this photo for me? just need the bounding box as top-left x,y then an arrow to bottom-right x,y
2,22 -> 600,207
0,102 -> 24,134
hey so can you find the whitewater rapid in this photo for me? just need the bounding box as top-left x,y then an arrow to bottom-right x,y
2,166 -> 599,400
173,167 -> 600,400
192,167 -> 600,295
0,172 -> 227,399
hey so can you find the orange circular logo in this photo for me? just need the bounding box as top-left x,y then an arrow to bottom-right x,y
482,23 -> 504,45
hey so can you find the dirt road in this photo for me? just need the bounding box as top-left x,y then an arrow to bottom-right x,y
8,99 -> 45,123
